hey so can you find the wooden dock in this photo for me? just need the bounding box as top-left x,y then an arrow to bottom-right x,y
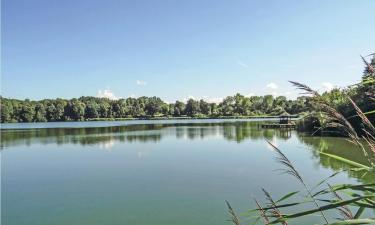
260,114 -> 298,129
261,123 -> 296,129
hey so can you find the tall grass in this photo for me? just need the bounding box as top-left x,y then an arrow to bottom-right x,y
226,54 -> 375,224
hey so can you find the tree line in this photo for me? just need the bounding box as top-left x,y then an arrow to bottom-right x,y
296,54 -> 375,135
0,94 -> 309,123
3,54 -> 373,124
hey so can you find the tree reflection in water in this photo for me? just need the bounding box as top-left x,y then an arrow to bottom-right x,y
296,135 -> 375,183
1,122 -> 292,148
1,121 -> 372,183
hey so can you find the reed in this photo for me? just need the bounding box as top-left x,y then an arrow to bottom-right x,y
226,54 -> 375,225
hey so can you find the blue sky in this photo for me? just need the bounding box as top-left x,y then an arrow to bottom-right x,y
2,0 -> 375,102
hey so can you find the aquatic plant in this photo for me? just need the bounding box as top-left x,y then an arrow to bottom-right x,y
226,54 -> 375,224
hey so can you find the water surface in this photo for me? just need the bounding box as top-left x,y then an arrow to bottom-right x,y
1,120 -> 373,225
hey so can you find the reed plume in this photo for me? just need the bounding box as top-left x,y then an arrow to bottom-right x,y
262,188 -> 288,225
225,200 -> 242,225
267,140 -> 329,224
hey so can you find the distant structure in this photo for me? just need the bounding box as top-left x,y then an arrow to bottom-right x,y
261,113 -> 297,129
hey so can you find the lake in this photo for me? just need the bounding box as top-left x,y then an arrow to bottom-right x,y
1,119 -> 373,225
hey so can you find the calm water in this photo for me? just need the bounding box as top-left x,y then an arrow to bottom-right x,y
1,120 -> 373,225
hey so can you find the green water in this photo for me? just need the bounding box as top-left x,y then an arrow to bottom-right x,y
1,120 -> 374,225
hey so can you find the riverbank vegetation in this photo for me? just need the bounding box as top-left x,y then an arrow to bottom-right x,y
297,54 -> 375,136
226,54 -> 375,224
0,94 -> 309,123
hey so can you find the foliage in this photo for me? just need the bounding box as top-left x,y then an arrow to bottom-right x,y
0,94 -> 309,123
226,54 -> 375,225
296,54 -> 375,136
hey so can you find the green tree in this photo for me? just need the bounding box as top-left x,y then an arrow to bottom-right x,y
19,102 -> 35,122
85,101 -> 99,118
54,99 -> 66,121
66,99 -> 85,121
34,103 -> 47,122
199,100 -> 211,115
46,103 -> 57,121
220,96 -> 235,116
210,103 -> 219,116
145,97 -> 163,116
185,99 -> 200,116
262,95 -> 274,113
168,103 -> 175,116
111,100 -> 128,118
98,101 -> 111,118
174,101 -> 185,116
1,91 -> 317,122
1,99 -> 14,122
275,96 -> 287,108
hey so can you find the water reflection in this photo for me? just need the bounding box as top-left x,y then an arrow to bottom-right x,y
1,122 -> 293,148
1,121 -> 373,183
297,135 -> 375,183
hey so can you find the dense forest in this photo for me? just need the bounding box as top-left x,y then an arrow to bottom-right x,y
0,94 -> 309,123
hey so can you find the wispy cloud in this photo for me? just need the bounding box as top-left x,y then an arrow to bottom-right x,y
136,80 -> 147,86
237,60 -> 249,68
266,82 -> 278,89
97,89 -> 120,100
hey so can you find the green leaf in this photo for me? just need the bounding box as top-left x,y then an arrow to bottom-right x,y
354,207 -> 365,219
319,151 -> 371,170
244,201 -> 311,214
311,171 -> 343,191
268,195 -> 374,224
276,191 -> 300,203
313,183 -> 375,197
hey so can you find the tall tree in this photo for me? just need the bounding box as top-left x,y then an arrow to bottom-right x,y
85,101 -> 99,118
199,100 -> 211,115
19,102 -> 35,122
174,101 -> 185,116
1,99 -> 14,122
185,99 -> 200,116
34,103 -> 47,122
66,99 -> 85,121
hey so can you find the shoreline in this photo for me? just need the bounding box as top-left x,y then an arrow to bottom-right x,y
1,115 -> 300,124
0,117 -> 292,130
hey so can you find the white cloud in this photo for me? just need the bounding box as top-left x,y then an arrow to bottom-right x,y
284,91 -> 292,96
136,80 -> 147,86
97,89 -> 120,100
187,95 -> 195,100
183,95 -> 196,102
246,93 -> 255,97
271,91 -> 278,96
237,60 -> 249,68
204,97 -> 223,104
182,95 -> 223,104
266,82 -> 278,89
322,82 -> 334,92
